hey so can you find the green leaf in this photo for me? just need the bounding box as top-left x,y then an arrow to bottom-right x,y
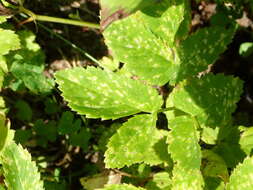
55,67 -> 162,120
97,184 -> 145,190
172,166 -> 204,190
34,120 -> 57,143
227,156 -> 253,190
168,116 -> 204,190
204,177 -> 225,190
213,143 -> 246,169
57,111 -> 81,135
44,98 -> 60,115
167,74 -> 243,127
99,57 -> 119,71
145,172 -> 171,190
202,150 -> 229,182
0,184 -> 5,190
44,181 -> 67,190
69,127 -> 91,151
168,116 -> 201,170
104,3 -> 235,85
98,123 -> 121,152
14,129 -> 32,144
239,42 -> 253,57
104,0 -> 186,85
201,126 -> 220,145
0,115 -> 9,152
0,29 -> 20,55
14,100 -> 32,122
0,142 -> 44,190
0,55 -> 8,73
10,62 -> 55,94
175,25 -> 235,83
105,114 -> 169,168
239,126 -> 253,155
80,172 -> 109,190
0,16 -> 7,24
7,30 -> 54,94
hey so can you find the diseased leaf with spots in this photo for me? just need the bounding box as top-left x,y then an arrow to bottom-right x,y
104,0 -> 235,85
168,116 -> 201,170
55,67 -> 162,120
172,166 -> 204,190
104,0 -> 187,85
168,116 -> 204,190
167,74 -> 243,127
0,142 -> 44,190
227,156 -> 253,190
175,26 -> 235,83
105,114 -> 170,168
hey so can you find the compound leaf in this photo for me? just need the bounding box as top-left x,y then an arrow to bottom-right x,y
167,74 -> 243,127
55,67 -> 162,120
168,116 -> 204,190
98,184 -> 145,190
105,114 -> 168,168
104,2 -> 234,85
0,142 -> 44,190
227,156 -> 253,190
0,29 -> 20,55
104,0 -> 186,85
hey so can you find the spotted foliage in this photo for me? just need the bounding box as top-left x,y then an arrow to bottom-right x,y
104,0 -> 186,85
226,156 -> 253,190
168,116 -> 204,190
0,142 -> 44,190
104,0 -> 235,85
105,114 -> 169,168
167,73 -> 243,127
55,67 -> 162,120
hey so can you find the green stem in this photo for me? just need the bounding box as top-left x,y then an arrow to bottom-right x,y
19,6 -> 100,29
35,15 -> 100,29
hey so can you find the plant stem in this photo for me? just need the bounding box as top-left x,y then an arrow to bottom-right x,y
19,6 -> 100,29
35,15 -> 100,29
